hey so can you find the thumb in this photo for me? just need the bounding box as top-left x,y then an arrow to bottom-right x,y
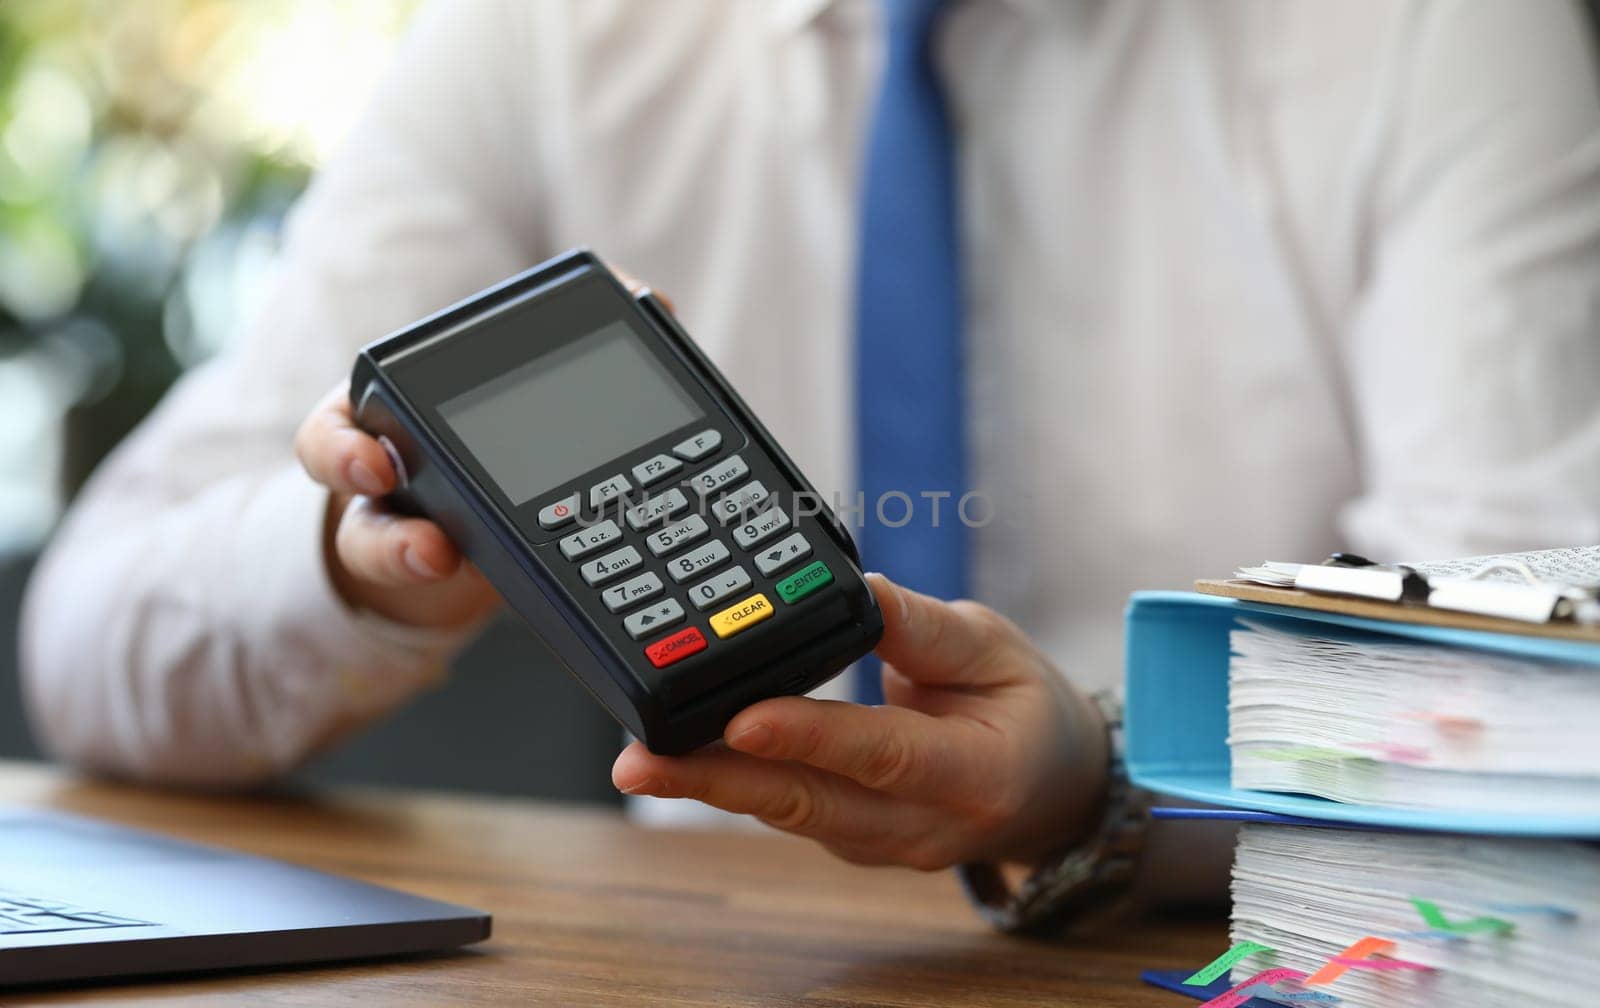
866,573 -> 1019,688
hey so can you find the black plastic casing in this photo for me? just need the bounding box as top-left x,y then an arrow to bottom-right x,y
350,249 -> 883,754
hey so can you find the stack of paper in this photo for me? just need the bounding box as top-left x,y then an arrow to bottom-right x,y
1408,545 -> 1600,589
1124,587 -> 1600,1007
1228,618 -> 1600,815
1229,824 -> 1598,1007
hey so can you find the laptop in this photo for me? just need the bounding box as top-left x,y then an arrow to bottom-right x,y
0,805 -> 491,986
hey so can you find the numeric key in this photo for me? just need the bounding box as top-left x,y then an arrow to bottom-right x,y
581,546 -> 643,586
733,508 -> 790,550
689,454 -> 750,500
600,572 -> 664,613
647,515 -> 710,557
625,488 -> 690,531
712,481 -> 769,524
558,520 -> 622,560
689,565 -> 753,611
668,540 -> 731,583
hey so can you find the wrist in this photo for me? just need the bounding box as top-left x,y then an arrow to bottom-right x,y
998,678 -> 1112,867
1057,682 -> 1113,843
958,691 -> 1150,935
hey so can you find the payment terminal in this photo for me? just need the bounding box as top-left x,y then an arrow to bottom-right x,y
350,249 -> 883,754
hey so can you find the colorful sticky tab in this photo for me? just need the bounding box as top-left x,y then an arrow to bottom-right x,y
1331,956 -> 1432,972
1235,983 -> 1339,1004
1247,747 -> 1365,762
1199,968 -> 1311,1008
1184,941 -> 1274,986
1410,897 -> 1515,936
1401,711 -> 1482,732
1304,937 -> 1394,986
1349,741 -> 1431,763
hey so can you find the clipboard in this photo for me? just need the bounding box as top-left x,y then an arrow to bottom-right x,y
1194,578 -> 1600,644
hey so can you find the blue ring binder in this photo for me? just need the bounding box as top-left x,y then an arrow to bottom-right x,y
1123,591 -> 1600,838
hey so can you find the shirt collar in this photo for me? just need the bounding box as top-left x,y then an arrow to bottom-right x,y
767,0 -> 844,33
768,0 -> 1054,35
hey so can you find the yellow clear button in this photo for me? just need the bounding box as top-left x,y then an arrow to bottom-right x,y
710,593 -> 775,639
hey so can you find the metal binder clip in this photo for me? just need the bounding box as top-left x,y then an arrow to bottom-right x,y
1451,560 -> 1600,624
1313,553 -> 1431,604
1460,558 -> 1544,587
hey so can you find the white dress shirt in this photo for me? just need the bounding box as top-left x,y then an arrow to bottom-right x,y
21,0 -> 1600,786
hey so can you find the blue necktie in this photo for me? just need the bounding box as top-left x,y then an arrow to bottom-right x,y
853,0 -> 967,705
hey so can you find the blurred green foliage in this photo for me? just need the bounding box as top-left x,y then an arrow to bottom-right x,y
0,0 -> 410,514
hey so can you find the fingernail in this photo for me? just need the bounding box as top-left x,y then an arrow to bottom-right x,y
348,458 -> 385,496
729,722 -> 774,755
619,776 -> 661,796
866,572 -> 910,625
403,544 -> 443,579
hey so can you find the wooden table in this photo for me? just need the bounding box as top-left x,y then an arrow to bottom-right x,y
0,760 -> 1222,1006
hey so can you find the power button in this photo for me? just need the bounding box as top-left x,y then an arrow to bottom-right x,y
538,492 -> 580,530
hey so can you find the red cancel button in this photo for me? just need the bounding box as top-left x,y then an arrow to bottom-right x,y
644,627 -> 707,669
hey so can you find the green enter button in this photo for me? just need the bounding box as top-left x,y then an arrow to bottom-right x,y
776,560 -> 833,604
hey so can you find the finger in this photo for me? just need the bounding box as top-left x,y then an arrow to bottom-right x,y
822,841 -> 898,868
611,742 -> 941,856
333,496 -> 462,587
613,266 -> 676,314
867,572 -> 1022,688
294,383 -> 396,497
880,665 -> 966,717
724,696 -> 984,802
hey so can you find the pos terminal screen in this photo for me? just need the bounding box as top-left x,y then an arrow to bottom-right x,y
438,321 -> 702,506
